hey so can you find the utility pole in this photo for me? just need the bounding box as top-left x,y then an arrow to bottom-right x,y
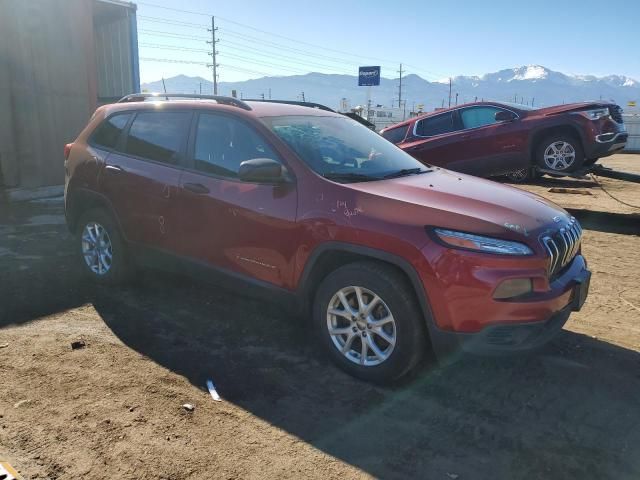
199,82 -> 202,95
207,16 -> 219,95
301,91 -> 306,102
455,92 -> 458,106
397,63 -> 403,109
268,88 -> 271,100
532,97 -> 535,107
448,78 -> 452,107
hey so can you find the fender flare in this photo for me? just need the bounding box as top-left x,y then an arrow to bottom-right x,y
297,241 -> 439,345
66,188 -> 127,240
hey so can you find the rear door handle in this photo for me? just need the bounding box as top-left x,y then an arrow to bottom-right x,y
105,165 -> 124,174
183,182 -> 210,194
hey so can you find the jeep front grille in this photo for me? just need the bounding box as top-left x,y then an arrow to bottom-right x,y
541,217 -> 582,278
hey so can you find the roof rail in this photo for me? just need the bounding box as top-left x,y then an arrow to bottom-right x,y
117,93 -> 252,111
242,99 -> 335,112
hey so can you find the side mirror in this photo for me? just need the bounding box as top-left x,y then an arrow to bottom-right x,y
495,110 -> 517,122
238,158 -> 290,184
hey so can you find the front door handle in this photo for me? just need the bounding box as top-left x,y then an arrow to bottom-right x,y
183,182 -> 210,194
105,165 -> 124,174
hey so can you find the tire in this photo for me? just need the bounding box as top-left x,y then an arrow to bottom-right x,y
76,208 -> 130,284
505,167 -> 539,183
535,134 -> 584,174
313,261 -> 428,383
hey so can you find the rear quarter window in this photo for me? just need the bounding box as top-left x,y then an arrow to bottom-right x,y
90,113 -> 131,149
381,125 -> 409,144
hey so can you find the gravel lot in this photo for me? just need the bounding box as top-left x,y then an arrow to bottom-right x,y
1,154 -> 639,480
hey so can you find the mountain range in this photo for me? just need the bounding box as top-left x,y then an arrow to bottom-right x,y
141,65 -> 640,112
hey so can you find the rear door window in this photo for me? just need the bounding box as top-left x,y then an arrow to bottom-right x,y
91,113 -> 131,149
416,113 -> 458,137
124,111 -> 191,165
460,106 -> 505,129
382,125 -> 409,144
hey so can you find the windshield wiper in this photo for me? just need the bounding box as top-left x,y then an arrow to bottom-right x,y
382,168 -> 431,179
322,172 -> 381,183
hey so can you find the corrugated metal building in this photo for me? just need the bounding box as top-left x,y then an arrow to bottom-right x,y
0,0 -> 140,190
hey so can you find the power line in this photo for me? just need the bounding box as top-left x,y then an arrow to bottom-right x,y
140,43 -> 210,53
138,15 -> 209,29
138,28 -> 209,41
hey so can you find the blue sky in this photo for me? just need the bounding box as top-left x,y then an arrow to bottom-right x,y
137,0 -> 640,84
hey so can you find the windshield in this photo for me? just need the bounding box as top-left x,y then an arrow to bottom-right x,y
261,115 -> 429,182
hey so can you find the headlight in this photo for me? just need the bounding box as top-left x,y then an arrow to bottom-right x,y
574,108 -> 610,120
433,228 -> 533,255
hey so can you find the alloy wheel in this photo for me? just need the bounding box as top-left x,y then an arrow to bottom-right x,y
81,222 -> 113,275
543,141 -> 576,171
326,286 -> 396,366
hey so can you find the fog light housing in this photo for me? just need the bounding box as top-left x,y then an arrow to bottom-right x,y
493,278 -> 533,299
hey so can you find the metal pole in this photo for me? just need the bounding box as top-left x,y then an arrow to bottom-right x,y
208,16 -> 219,95
397,63 -> 403,109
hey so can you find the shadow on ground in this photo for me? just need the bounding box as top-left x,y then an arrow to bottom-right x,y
3,199 -> 640,479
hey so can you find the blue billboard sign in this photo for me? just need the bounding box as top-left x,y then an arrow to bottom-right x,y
358,66 -> 381,86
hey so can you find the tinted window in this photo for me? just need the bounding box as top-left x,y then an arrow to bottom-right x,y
194,114 -> 280,178
124,112 -> 191,164
460,107 -> 504,129
416,113 -> 457,136
92,114 -> 130,149
382,126 -> 409,144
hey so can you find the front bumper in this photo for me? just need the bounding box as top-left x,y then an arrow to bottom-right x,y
586,131 -> 628,158
429,302 -> 573,358
417,243 -> 590,359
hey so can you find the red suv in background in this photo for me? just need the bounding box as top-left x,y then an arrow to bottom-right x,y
381,101 -> 627,181
64,94 -> 591,383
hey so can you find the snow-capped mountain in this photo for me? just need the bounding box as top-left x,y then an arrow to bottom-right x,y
141,65 -> 640,112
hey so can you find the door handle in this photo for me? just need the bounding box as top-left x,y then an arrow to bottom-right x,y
183,182 -> 210,194
105,165 -> 124,174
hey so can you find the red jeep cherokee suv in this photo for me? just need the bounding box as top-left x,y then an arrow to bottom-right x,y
381,101 -> 627,181
64,94 -> 591,382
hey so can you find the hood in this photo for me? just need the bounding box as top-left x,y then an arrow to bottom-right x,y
534,101 -> 614,116
347,168 -> 569,240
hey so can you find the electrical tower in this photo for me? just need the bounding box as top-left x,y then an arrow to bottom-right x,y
448,78 -> 452,107
207,16 -> 220,94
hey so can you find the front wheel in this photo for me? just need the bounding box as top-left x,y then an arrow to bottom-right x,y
313,262 -> 428,383
536,135 -> 584,173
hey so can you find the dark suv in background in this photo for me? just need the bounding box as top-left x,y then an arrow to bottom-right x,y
64,94 -> 590,383
381,101 -> 627,181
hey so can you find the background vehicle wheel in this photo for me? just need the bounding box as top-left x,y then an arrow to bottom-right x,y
313,261 -> 428,383
536,134 -> 584,174
76,208 -> 129,284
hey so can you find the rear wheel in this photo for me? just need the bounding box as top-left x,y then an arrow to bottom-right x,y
77,208 -> 129,284
536,134 -> 584,174
313,261 -> 427,383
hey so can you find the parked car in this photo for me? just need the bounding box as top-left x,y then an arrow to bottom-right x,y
380,101 -> 627,181
64,93 -> 591,383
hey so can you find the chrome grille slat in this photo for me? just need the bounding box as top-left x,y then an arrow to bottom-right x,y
542,217 -> 583,278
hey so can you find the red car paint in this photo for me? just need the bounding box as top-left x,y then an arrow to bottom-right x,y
65,100 -> 590,358
381,101 -> 627,176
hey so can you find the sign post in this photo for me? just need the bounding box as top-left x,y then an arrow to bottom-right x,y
358,66 -> 380,123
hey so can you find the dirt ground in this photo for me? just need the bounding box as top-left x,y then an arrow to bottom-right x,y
1,154 -> 639,480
